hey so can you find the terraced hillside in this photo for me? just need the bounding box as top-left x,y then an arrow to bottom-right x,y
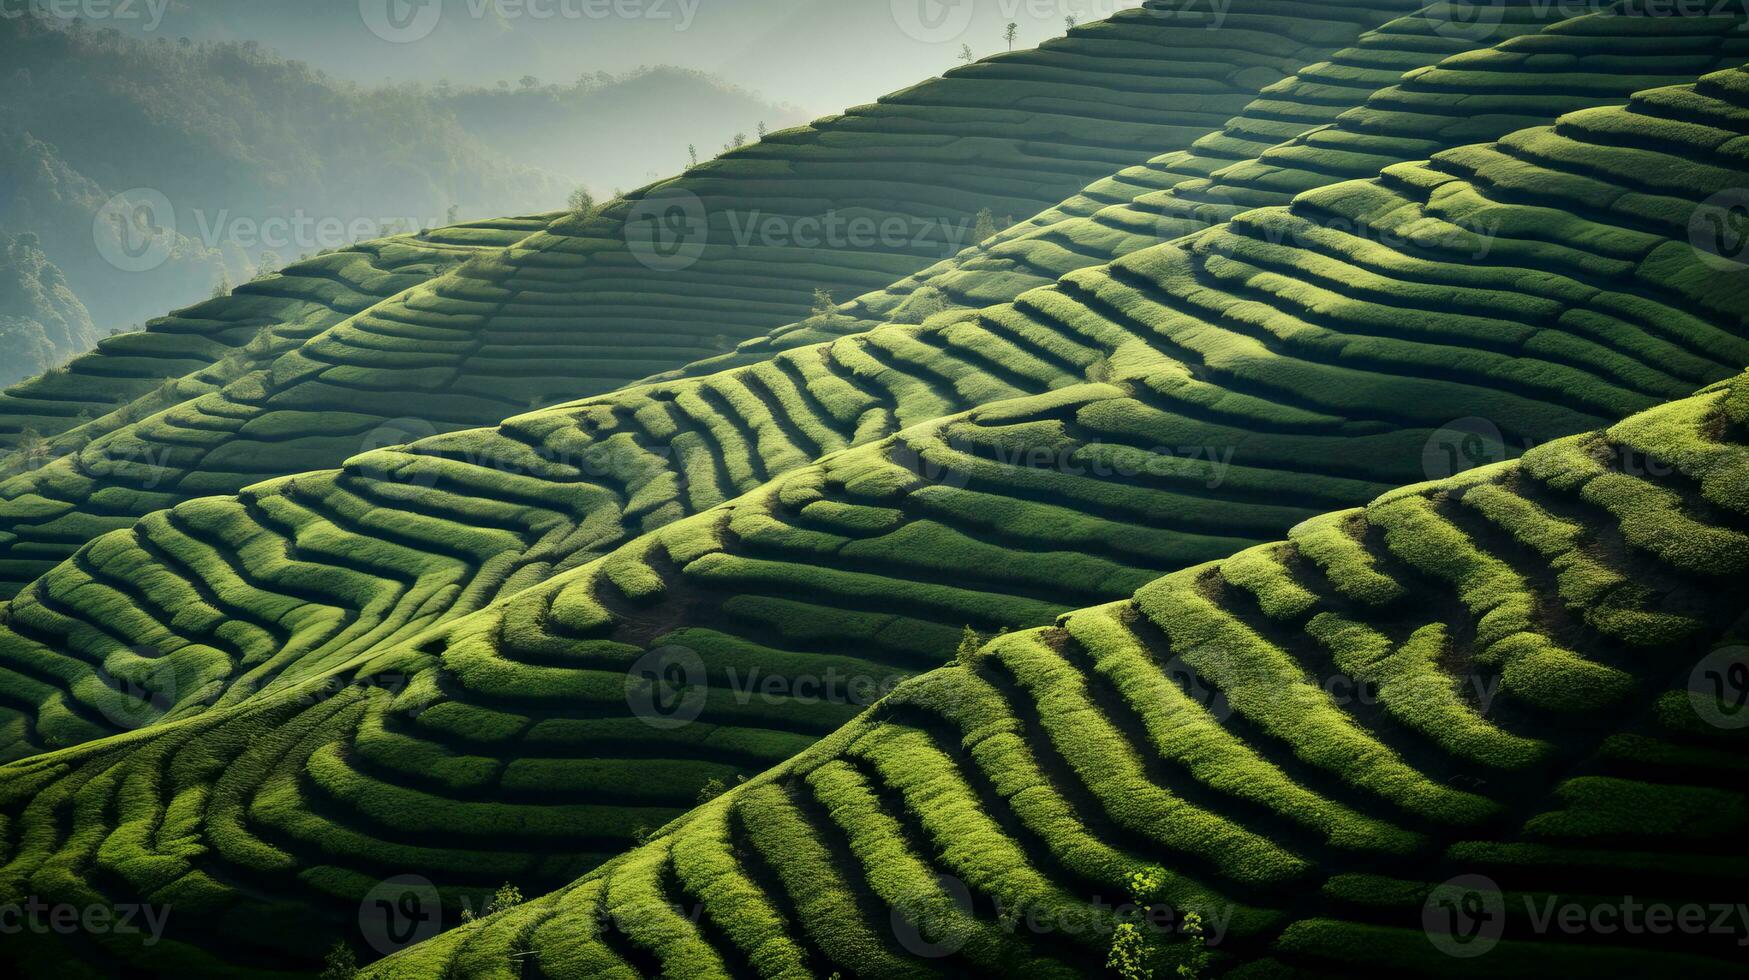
0,218 -> 544,453
0,217 -> 546,591
369,365 -> 1749,979
667,0 -> 1749,379
0,0 -> 1413,598
4,51 -> 1745,755
0,59 -> 1747,975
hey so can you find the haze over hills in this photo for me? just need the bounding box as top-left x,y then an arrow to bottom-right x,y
0,12 -> 800,368
68,0 -> 1145,114
0,1 -> 1746,978
0,233 -> 98,387
0,0 -> 1364,599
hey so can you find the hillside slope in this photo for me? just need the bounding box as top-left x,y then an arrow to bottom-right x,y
0,60 -> 1746,975
368,364 -> 1749,979
3,48 -> 1745,752
0,14 -> 572,333
664,0 -> 1749,378
0,232 -> 97,388
0,0 -> 1416,598
2,0 -> 1735,721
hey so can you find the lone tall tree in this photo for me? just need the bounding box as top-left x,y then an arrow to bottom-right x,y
1005,22 -> 1018,50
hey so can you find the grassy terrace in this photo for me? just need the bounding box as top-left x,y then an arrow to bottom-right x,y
0,57 -> 1745,973
0,218 -> 544,454
0,0 -> 1399,598
2,57 -> 1744,754
367,366 -> 1749,979
663,0 -> 1749,378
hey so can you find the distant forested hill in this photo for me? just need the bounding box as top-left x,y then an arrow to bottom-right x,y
0,231 -> 95,387
0,14 -> 797,359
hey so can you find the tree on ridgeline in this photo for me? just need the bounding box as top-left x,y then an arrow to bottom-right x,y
568,187 -> 597,219
972,207 -> 998,244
